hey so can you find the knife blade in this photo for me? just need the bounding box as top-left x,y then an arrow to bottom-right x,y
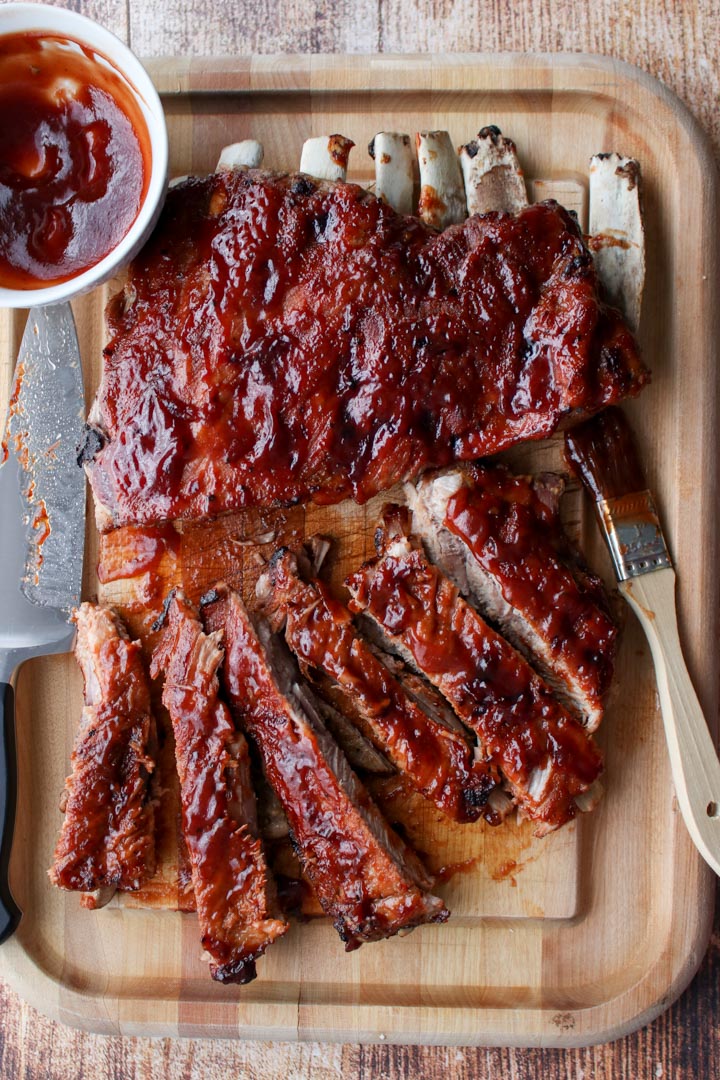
0,303 -> 86,941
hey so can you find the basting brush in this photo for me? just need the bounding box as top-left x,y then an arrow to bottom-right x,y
565,406 -> 720,875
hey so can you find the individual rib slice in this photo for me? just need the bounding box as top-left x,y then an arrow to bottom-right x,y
257,546 -> 498,822
460,126 -> 529,214
346,508 -> 604,835
589,153 -> 644,332
202,585 -> 448,950
49,603 -> 157,903
409,464 -> 618,731
416,130 -> 467,228
312,691 -> 395,776
151,592 -> 288,984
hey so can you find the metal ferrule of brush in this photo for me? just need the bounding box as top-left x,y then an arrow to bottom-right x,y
596,491 -> 673,581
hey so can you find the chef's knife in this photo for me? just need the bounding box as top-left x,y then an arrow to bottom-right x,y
0,303 -> 86,942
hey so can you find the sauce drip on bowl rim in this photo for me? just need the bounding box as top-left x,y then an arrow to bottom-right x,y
0,31 -> 151,290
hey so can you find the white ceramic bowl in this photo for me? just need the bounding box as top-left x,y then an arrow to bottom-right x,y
0,3 -> 168,309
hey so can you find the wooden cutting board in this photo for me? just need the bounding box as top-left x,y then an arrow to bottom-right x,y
0,53 -> 716,1047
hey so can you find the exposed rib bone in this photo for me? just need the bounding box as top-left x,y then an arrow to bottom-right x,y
299,135 -> 354,182
217,139 -> 265,172
588,153 -> 645,332
416,131 -> 467,228
460,126 -> 529,215
368,132 -> 415,214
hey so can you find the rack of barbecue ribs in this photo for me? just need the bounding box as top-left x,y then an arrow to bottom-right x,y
83,164 -> 648,531
49,603 -> 157,907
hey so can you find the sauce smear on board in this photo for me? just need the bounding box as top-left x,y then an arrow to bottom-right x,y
0,31 -> 151,289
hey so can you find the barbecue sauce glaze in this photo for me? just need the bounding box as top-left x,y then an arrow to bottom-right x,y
443,464 -> 618,704
0,31 -> 150,289
347,524 -> 603,831
89,171 -> 648,530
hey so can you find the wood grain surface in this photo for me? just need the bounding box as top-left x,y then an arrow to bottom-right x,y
0,0 -> 719,1076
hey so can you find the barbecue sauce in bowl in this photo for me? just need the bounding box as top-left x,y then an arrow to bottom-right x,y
0,31 -> 151,290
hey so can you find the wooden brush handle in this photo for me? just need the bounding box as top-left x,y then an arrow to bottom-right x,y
621,567 -> 720,876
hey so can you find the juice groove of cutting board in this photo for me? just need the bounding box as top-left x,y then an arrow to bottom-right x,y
0,53 -> 716,1047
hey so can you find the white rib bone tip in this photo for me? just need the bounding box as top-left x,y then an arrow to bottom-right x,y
369,132 -> 415,215
216,140 -> 265,172
460,126 -> 529,215
168,175 -> 191,189
416,130 -> 467,229
588,153 -> 645,332
299,135 -> 354,182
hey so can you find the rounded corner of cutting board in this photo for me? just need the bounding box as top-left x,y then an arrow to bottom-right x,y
550,894 -> 714,1048
0,936 -> 121,1037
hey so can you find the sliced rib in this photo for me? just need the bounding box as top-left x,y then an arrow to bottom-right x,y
300,135 -> 354,181
588,153 -> 644,332
368,132 -> 415,214
217,140 -> 265,172
202,585 -> 448,950
257,546 -> 498,822
85,172 -> 648,532
49,603 -> 157,901
345,508 -> 604,835
409,463 -> 618,731
151,592 -> 288,984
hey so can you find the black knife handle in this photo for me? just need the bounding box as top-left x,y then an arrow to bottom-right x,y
0,682 -> 20,943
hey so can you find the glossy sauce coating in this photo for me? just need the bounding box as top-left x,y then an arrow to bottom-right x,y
443,463 -> 618,715
87,172 -> 648,530
346,513 -> 603,833
151,592 -> 288,984
262,548 -> 496,822
50,604 -> 156,894
0,32 -> 150,289
203,586 -> 447,950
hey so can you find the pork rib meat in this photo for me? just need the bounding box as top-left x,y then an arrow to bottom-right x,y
151,592 -> 288,983
346,508 -> 604,834
85,170 -> 648,530
49,603 -> 157,900
409,464 -> 618,730
202,585 -> 448,950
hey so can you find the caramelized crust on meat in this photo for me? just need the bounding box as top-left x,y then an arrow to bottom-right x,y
202,586 -> 448,950
346,508 -> 603,834
258,546 -> 497,822
410,464 -> 618,730
151,592 -> 288,983
49,603 -> 156,897
86,169 -> 648,530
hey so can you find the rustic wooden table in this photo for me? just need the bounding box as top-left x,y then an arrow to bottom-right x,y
1,0 -> 719,1075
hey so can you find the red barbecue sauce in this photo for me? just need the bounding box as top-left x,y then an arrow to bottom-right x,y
0,31 -> 150,289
